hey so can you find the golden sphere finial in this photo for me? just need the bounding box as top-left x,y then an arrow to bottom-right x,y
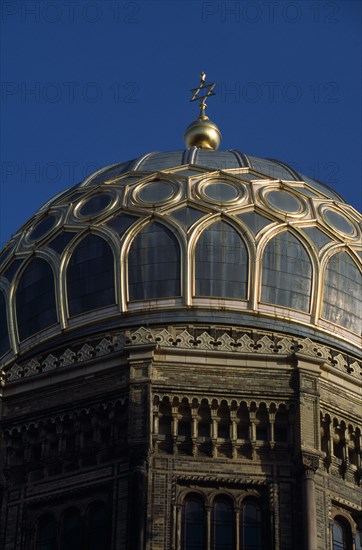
184,72 -> 222,150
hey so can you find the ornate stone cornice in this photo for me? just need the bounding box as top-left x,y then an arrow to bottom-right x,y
3,326 -> 361,383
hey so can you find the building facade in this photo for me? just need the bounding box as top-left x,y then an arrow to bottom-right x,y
0,145 -> 361,549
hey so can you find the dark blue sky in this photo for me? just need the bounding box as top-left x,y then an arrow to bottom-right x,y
1,0 -> 361,246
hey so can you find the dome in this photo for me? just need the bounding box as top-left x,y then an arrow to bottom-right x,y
0,148 -> 361,365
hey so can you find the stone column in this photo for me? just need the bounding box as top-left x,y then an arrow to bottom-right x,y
301,453 -> 319,550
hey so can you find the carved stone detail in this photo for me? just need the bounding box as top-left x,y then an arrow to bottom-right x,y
4,326 -> 361,382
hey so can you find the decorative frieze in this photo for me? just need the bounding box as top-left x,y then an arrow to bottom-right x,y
3,326 -> 361,383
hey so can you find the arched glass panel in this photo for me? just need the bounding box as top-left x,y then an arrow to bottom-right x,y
181,495 -> 205,550
0,290 -> 10,356
128,222 -> 181,300
88,501 -> 110,550
211,497 -> 235,550
195,221 -> 248,299
67,235 -> 115,316
332,517 -> 354,550
322,252 -> 361,333
16,258 -> 57,341
62,508 -> 82,550
261,231 -> 312,312
36,514 -> 56,550
240,501 -> 262,550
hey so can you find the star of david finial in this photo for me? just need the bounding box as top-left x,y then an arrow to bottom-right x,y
190,72 -> 216,120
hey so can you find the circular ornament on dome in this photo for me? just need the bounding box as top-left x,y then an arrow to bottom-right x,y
321,207 -> 358,238
261,189 -> 306,216
196,179 -> 245,205
76,191 -> 116,219
27,214 -> 60,243
134,180 -> 181,205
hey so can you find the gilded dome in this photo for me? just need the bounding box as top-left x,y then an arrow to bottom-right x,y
0,149 -> 361,365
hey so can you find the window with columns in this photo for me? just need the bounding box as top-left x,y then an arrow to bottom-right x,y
320,413 -> 361,478
35,501 -> 110,550
180,493 -> 266,550
153,396 -> 294,457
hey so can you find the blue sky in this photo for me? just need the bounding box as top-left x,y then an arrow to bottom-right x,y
1,0 -> 361,247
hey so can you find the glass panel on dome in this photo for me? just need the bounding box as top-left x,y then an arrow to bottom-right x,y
302,227 -> 332,250
0,291 -> 10,356
266,190 -> 302,213
301,174 -> 343,202
89,161 -> 133,186
203,182 -> 239,202
106,213 -> 139,235
237,172 -> 267,182
138,181 -> 175,203
3,259 -> 24,281
196,150 -> 239,170
171,207 -> 205,230
261,231 -> 312,312
139,151 -> 184,172
195,221 -> 248,299
128,222 -> 181,300
47,231 -> 77,255
322,252 -> 361,333
237,212 -> 272,235
248,157 -> 293,180
67,235 -> 115,316
29,215 -> 58,242
324,209 -> 355,236
79,193 -> 113,217
16,258 -> 58,341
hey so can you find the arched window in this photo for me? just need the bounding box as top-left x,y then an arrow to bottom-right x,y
87,501 -> 110,550
261,231 -> 312,312
67,234 -> 115,316
61,508 -> 82,550
211,496 -> 235,550
128,222 -> 181,300
36,514 -> 57,550
332,517 -> 351,550
195,221 -> 248,299
240,501 -> 262,550
16,258 -> 57,341
0,290 -> 10,356
322,252 -> 361,333
181,494 -> 205,550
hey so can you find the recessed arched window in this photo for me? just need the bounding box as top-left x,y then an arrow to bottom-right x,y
128,222 -> 181,300
211,496 -> 235,550
67,234 -> 115,316
0,290 -> 10,356
261,231 -> 312,312
240,500 -> 262,550
61,507 -> 82,550
36,514 -> 57,550
332,517 -> 353,550
195,221 -> 248,299
181,494 -> 206,550
87,501 -> 110,550
322,252 -> 361,333
16,258 -> 57,341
